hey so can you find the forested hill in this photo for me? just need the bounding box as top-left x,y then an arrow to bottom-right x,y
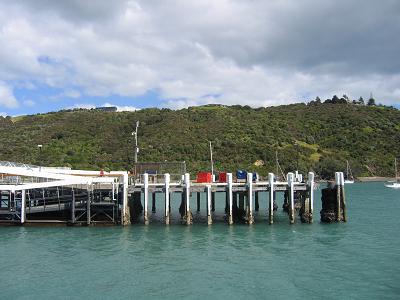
0,103 -> 399,178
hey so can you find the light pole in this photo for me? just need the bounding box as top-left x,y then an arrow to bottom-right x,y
37,144 -> 43,171
131,121 -> 140,164
209,141 -> 214,178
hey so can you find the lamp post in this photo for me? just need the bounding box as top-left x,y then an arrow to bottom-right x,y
209,141 -> 214,180
131,121 -> 140,164
37,144 -> 43,171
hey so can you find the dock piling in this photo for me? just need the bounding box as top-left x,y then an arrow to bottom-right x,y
341,172 -> 347,222
184,173 -> 192,225
308,172 -> 314,223
227,173 -> 233,225
287,173 -> 295,224
87,186 -> 91,225
246,173 -> 254,224
164,173 -> 170,225
143,173 -> 149,225
20,190 -> 26,224
197,193 -> 201,212
152,193 -> 156,213
268,173 -> 274,224
335,172 -> 341,222
206,185 -> 212,225
71,188 -> 76,224
255,192 -> 259,212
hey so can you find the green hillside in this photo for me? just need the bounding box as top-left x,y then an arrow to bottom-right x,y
1,103 -> 399,179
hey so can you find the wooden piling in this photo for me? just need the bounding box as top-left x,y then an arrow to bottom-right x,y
206,185 -> 212,225
164,173 -> 170,225
246,173 -> 254,224
268,173 -> 274,224
211,192 -> 215,212
143,173 -> 149,225
227,173 -> 233,225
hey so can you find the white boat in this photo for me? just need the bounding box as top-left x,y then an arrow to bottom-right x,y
385,158 -> 400,189
344,160 -> 354,184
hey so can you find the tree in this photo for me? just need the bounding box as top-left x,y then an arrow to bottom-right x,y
315,96 -> 321,104
332,95 -> 340,103
358,97 -> 365,105
367,97 -> 376,106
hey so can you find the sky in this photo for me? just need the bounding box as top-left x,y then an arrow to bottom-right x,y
0,0 -> 399,116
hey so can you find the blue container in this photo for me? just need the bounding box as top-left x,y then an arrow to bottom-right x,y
236,170 -> 247,180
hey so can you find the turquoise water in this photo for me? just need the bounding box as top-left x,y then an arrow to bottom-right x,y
1,182 -> 399,299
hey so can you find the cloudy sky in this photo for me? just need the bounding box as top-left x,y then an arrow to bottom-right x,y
0,0 -> 399,115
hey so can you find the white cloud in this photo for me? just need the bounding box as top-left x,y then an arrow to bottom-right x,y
23,99 -> 35,107
0,0 -> 399,110
0,82 -> 19,108
103,102 -> 138,112
68,103 -> 95,110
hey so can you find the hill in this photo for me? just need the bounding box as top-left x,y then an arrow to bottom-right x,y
0,103 -> 399,179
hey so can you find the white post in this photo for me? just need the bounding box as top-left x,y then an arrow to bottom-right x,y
308,172 -> 314,222
287,172 -> 295,224
227,173 -> 233,225
184,173 -> 192,225
165,173 -> 170,225
340,172 -> 347,222
143,173 -> 149,225
335,172 -> 341,222
268,173 -> 274,224
21,190 -> 26,224
247,172 -> 254,224
122,172 -> 129,225
206,185 -> 212,225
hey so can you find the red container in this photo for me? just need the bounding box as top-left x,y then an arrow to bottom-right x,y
197,172 -> 212,183
218,172 -> 227,183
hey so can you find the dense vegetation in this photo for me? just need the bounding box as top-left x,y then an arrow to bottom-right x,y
0,102 -> 399,179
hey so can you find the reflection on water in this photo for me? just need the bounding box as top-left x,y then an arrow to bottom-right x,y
0,182 -> 399,299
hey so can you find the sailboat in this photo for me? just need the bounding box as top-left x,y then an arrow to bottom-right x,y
344,160 -> 355,184
385,158 -> 400,189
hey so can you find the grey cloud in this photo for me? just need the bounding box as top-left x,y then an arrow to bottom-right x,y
0,0 -> 399,108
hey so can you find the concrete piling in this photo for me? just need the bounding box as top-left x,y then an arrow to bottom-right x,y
227,173 -> 233,225
20,190 -> 26,224
143,173 -> 149,225
268,173 -> 274,224
164,173 -> 170,225
246,173 -> 254,224
206,185 -> 212,225
184,173 -> 192,225
287,172 -> 295,224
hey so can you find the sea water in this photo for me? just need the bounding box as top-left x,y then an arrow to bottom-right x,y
0,182 -> 399,299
